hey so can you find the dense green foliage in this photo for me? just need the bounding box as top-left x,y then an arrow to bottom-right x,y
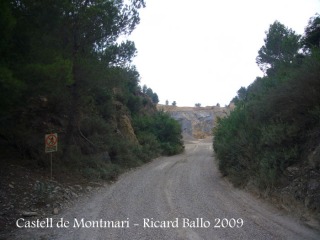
133,111 -> 184,156
256,21 -> 301,75
142,84 -> 159,104
0,0 -> 183,180
214,16 -> 320,188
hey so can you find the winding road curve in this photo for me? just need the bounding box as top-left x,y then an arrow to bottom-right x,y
12,139 -> 320,239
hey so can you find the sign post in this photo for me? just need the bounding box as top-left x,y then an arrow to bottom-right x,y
45,133 -> 58,179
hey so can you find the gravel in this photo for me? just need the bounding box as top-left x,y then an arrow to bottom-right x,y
7,139 -> 320,240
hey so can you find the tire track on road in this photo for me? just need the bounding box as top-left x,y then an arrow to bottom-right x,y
10,139 -> 320,240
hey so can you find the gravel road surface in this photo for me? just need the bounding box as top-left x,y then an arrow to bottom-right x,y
9,139 -> 320,239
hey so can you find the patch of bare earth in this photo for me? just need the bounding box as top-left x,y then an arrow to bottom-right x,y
0,159 -> 104,238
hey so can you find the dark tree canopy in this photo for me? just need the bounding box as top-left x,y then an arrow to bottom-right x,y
256,21 -> 301,74
303,14 -> 320,51
0,0 -> 184,180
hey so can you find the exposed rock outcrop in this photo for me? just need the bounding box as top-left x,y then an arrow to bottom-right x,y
113,99 -> 139,144
118,115 -> 139,144
158,105 -> 230,139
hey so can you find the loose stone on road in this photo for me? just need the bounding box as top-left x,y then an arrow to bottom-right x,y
10,139 -> 320,240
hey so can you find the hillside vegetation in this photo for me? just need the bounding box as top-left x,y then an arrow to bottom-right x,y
213,16 -> 320,217
0,0 -> 183,180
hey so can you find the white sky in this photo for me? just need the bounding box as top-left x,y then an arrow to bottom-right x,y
129,0 -> 320,107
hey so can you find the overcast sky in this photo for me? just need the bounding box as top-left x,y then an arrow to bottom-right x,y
129,0 -> 320,107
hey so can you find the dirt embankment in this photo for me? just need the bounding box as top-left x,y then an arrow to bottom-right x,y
0,160 -> 105,237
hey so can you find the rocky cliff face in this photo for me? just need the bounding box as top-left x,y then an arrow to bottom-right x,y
158,105 -> 230,139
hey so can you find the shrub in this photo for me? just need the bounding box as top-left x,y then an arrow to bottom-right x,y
133,111 -> 184,156
213,50 -> 320,189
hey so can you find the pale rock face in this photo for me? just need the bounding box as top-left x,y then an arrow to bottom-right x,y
158,105 -> 230,139
118,115 -> 139,144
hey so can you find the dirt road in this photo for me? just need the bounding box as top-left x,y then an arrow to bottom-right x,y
9,139 -> 320,239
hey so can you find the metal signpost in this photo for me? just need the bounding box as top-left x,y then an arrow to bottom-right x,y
45,133 -> 58,179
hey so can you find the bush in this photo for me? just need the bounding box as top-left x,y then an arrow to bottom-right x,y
99,164 -> 121,181
213,50 -> 320,189
135,132 -> 161,160
133,111 -> 184,156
